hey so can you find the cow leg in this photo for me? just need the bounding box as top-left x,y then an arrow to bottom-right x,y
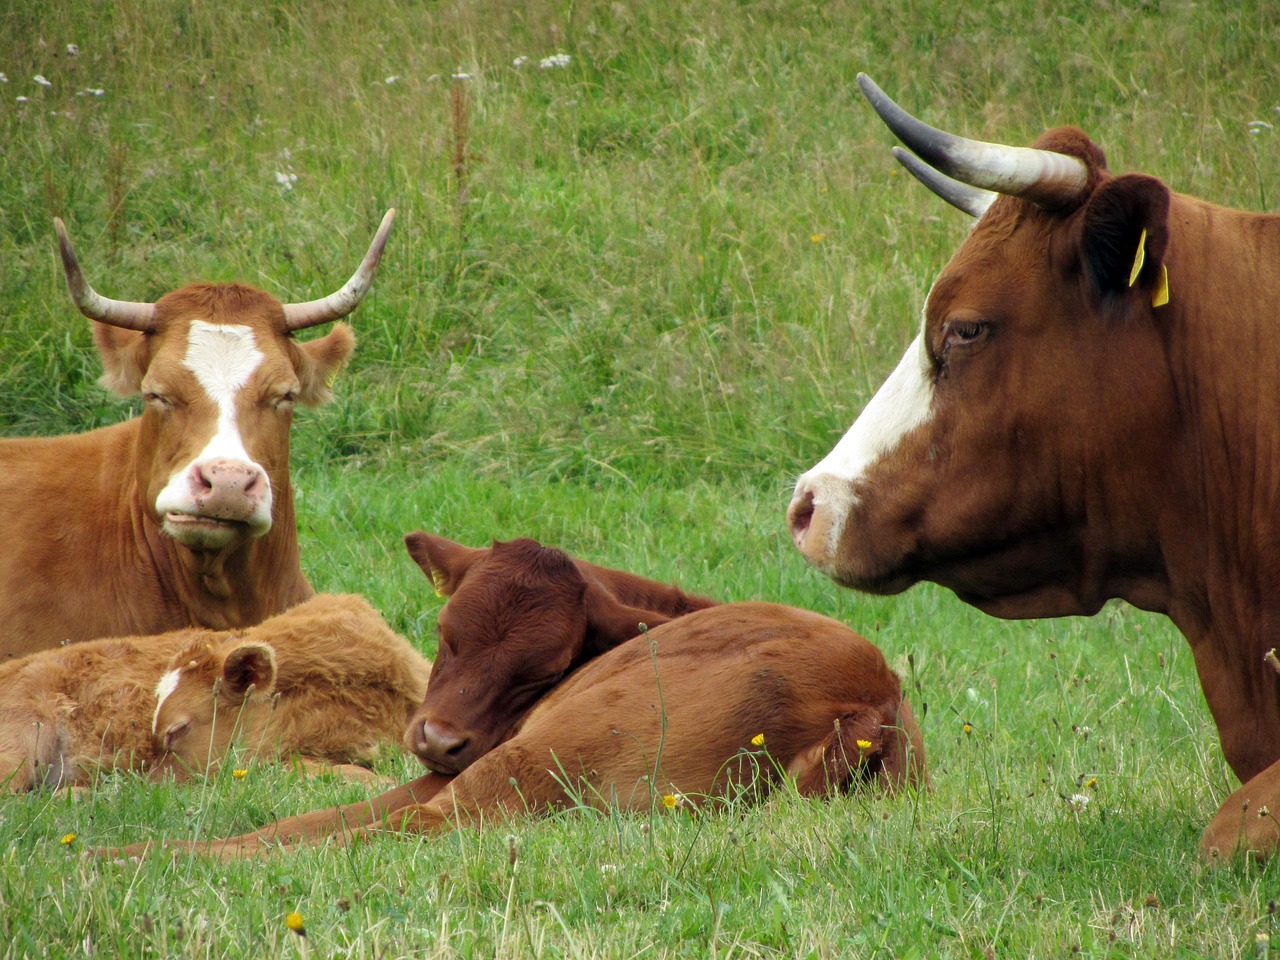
97,772 -> 453,861
1201,759 -> 1280,862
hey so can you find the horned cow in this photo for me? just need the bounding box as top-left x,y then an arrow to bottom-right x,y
0,211 -> 393,659
0,593 -> 431,791
786,76 -> 1280,860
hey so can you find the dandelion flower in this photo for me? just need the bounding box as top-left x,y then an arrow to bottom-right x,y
232,768 -> 248,780
856,739 -> 873,751
962,722 -> 973,736
750,733 -> 765,747
539,53 -> 571,70
34,75 -> 52,87
60,833 -> 76,846
285,912 -> 306,936
662,793 -> 685,810
1084,777 -> 1098,789
810,233 -> 826,243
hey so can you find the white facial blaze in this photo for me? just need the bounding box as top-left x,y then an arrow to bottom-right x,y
805,333 -> 936,487
153,321 -> 273,530
152,668 -> 182,734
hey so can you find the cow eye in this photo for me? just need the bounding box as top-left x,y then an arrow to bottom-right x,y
941,318 -> 989,355
162,719 -> 191,752
273,390 -> 297,410
143,391 -> 174,410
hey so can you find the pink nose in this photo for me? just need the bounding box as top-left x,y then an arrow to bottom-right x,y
787,483 -> 817,549
410,716 -> 473,773
190,458 -> 267,521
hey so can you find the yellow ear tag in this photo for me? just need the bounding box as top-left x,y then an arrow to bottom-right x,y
430,570 -> 446,598
1151,263 -> 1170,308
1128,228 -> 1147,288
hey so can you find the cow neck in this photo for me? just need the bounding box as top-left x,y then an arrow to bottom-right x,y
1149,197 -> 1280,782
137,472 -> 311,631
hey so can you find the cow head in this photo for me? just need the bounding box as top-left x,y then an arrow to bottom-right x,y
788,76 -> 1178,619
403,532 -> 673,774
54,211 -> 394,551
150,634 -> 277,777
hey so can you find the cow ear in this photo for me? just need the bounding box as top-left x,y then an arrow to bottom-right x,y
582,580 -> 672,657
93,324 -> 152,395
1079,174 -> 1171,308
221,643 -> 277,701
293,322 -> 356,406
404,532 -> 487,597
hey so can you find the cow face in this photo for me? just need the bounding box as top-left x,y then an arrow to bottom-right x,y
789,82 -> 1178,619
55,211 -> 393,553
94,292 -> 353,550
150,636 -> 276,777
403,533 -> 665,774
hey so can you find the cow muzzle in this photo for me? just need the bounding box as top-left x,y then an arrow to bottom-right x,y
157,458 -> 273,548
787,474 -> 852,573
407,715 -> 482,775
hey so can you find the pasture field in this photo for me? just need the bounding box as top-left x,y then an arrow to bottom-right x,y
2,0 -> 1278,955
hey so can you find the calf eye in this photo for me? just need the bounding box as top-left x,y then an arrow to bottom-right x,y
162,719 -> 192,752
273,390 -> 297,410
143,391 -> 174,410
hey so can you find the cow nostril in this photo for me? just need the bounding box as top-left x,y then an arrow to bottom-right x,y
445,736 -> 470,756
787,486 -> 816,546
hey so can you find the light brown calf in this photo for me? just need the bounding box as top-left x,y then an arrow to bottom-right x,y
103,541 -> 922,859
0,594 -> 430,791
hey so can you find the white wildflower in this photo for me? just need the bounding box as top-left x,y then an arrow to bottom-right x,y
0,73 -> 8,83
384,75 -> 398,85
66,44 -> 79,56
34,75 -> 52,87
1067,793 -> 1090,812
274,171 -> 298,190
1248,120 -> 1273,134
451,71 -> 472,80
16,95 -> 29,102
77,88 -> 104,97
539,53 -> 571,70
512,56 -> 528,67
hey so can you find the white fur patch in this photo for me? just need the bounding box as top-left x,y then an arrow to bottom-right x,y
804,332 -> 935,487
152,668 -> 182,734
153,322 -> 273,528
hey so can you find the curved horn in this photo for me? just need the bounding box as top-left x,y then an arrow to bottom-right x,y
858,74 -> 1089,210
54,218 -> 157,332
892,147 -> 995,219
282,209 -> 396,332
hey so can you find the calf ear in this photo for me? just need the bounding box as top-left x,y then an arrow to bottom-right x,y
221,643 -> 277,701
1079,174 -> 1171,308
582,581 -> 673,657
405,532 -> 487,597
293,322 -> 356,406
92,324 -> 152,395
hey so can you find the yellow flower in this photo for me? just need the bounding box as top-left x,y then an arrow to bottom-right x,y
662,793 -> 678,810
750,733 -> 766,747
810,233 -> 826,243
962,723 -> 973,736
855,739 -> 873,751
60,833 -> 76,846
1085,777 -> 1098,789
285,912 -> 306,936
232,768 -> 248,780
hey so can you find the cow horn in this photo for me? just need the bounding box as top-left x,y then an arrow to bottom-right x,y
282,208 -> 396,332
891,147 -> 996,218
54,218 -> 157,332
858,74 -> 1089,210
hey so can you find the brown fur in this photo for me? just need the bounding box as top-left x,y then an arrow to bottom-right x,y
100,545 -> 923,860
0,594 -> 430,790
0,281 -> 356,659
789,111 -> 1280,860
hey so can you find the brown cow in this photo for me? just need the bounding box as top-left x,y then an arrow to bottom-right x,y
0,593 -> 431,791
100,542 -> 922,860
785,75 -> 1280,859
0,211 -> 394,659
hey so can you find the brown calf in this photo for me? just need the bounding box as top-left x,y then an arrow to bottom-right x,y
0,594 -> 430,791
102,542 -> 923,859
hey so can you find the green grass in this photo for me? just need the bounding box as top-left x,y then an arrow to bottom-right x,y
3,0 -> 1280,955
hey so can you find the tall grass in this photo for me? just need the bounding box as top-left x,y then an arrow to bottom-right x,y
2,0 -> 1279,955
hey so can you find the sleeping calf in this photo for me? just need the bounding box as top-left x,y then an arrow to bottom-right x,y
0,593 -> 430,790
103,536 -> 923,858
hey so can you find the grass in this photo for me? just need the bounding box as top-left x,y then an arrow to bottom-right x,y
2,0 -> 1280,955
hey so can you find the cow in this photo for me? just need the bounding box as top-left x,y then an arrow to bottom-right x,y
0,210 -> 394,659
784,75 -> 1280,859
0,593 -> 431,791
98,537 -> 923,859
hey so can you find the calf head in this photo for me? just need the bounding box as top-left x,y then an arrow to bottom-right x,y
150,635 -> 277,776
788,76 -> 1178,619
55,211 -> 393,552
403,532 -> 677,774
